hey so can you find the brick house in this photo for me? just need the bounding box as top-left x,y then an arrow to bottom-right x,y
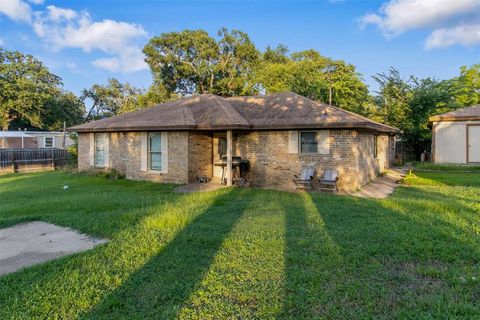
69,92 -> 399,191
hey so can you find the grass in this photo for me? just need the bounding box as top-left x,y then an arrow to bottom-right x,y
0,170 -> 479,319
412,161 -> 480,172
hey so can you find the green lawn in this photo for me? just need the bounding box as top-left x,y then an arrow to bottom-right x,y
0,170 -> 479,319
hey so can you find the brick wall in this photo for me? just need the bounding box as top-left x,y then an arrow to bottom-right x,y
234,130 -> 360,190
234,130 -> 392,191
188,131 -> 213,183
78,131 -> 189,184
77,129 -> 393,191
77,132 -> 90,172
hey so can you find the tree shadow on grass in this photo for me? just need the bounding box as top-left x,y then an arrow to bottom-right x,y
280,193 -> 346,319
81,189 -> 251,319
305,190 -> 480,318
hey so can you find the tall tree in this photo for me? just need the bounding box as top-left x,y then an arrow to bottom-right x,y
0,48 -> 62,130
407,78 -> 459,154
371,68 -> 412,130
41,91 -> 86,131
256,48 -> 369,114
452,64 -> 480,106
143,28 -> 260,96
371,68 -> 461,156
82,78 -> 143,120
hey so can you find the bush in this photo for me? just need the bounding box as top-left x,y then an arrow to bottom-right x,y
96,169 -> 125,180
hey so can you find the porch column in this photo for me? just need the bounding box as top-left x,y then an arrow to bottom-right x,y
226,129 -> 233,186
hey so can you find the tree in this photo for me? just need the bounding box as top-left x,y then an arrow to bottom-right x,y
82,78 -> 144,120
0,48 -> 62,130
136,82 -> 177,110
41,91 -> 86,131
262,44 -> 289,64
452,64 -> 480,106
371,68 -> 460,157
214,28 -> 260,96
406,78 -> 459,154
143,28 -> 260,96
371,68 -> 412,131
256,48 -> 369,114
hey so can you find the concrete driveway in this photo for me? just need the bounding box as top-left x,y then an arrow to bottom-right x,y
0,221 -> 108,276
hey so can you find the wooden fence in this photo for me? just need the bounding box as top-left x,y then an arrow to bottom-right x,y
0,148 -> 71,173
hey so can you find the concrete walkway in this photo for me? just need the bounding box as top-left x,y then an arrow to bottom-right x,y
344,166 -> 410,199
0,221 -> 108,276
174,166 -> 410,198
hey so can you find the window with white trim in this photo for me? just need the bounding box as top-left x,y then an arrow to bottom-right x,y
300,131 -> 318,153
94,133 -> 106,167
44,137 -> 54,148
148,133 -> 162,171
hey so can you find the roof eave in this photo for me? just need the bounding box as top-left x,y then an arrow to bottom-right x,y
67,124 -> 252,133
68,122 -> 400,134
429,116 -> 480,122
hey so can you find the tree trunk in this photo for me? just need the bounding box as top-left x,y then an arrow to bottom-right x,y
329,86 -> 333,105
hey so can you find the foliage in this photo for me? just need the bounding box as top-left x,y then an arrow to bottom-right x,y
453,64 -> 480,106
371,67 -> 412,129
144,28 -> 260,96
256,47 -> 370,115
136,83 -> 177,110
94,168 -> 125,180
41,91 -> 86,131
81,78 -> 144,120
0,48 -> 62,130
1,172 -> 479,318
82,78 -> 177,118
67,133 -> 78,165
371,68 -> 460,155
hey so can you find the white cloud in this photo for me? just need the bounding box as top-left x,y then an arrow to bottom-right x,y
360,0 -> 480,36
426,24 -> 480,48
0,1 -> 148,73
32,5 -> 148,72
45,5 -> 77,22
360,0 -> 480,48
0,0 -> 32,22
92,47 -> 147,72
0,38 -> 4,46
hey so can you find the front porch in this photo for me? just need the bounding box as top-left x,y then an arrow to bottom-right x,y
190,129 -> 245,187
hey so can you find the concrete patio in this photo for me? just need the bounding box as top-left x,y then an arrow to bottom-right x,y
0,221 -> 108,276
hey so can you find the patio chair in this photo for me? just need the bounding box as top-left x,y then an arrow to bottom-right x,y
293,167 -> 315,191
318,169 -> 339,192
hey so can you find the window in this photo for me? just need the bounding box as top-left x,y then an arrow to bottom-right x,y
148,133 -> 162,171
44,137 -> 54,148
95,133 -> 106,167
300,131 -> 318,153
374,135 -> 379,158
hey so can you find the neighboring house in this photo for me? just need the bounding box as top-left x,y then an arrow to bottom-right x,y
430,105 -> 480,164
69,92 -> 399,191
0,131 -> 73,149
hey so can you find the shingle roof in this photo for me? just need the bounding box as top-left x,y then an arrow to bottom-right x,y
226,92 -> 399,132
429,105 -> 480,122
69,92 -> 399,133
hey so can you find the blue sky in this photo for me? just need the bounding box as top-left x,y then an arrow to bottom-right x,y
1,0 -> 479,95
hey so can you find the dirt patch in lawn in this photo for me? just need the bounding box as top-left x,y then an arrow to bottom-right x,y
0,221 -> 108,276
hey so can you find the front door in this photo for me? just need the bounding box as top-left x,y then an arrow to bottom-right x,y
468,125 -> 480,163
213,132 -> 227,178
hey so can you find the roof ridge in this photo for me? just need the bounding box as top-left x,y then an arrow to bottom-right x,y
278,91 -> 397,131
209,95 -> 250,125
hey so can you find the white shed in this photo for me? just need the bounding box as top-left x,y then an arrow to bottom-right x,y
430,106 -> 480,164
